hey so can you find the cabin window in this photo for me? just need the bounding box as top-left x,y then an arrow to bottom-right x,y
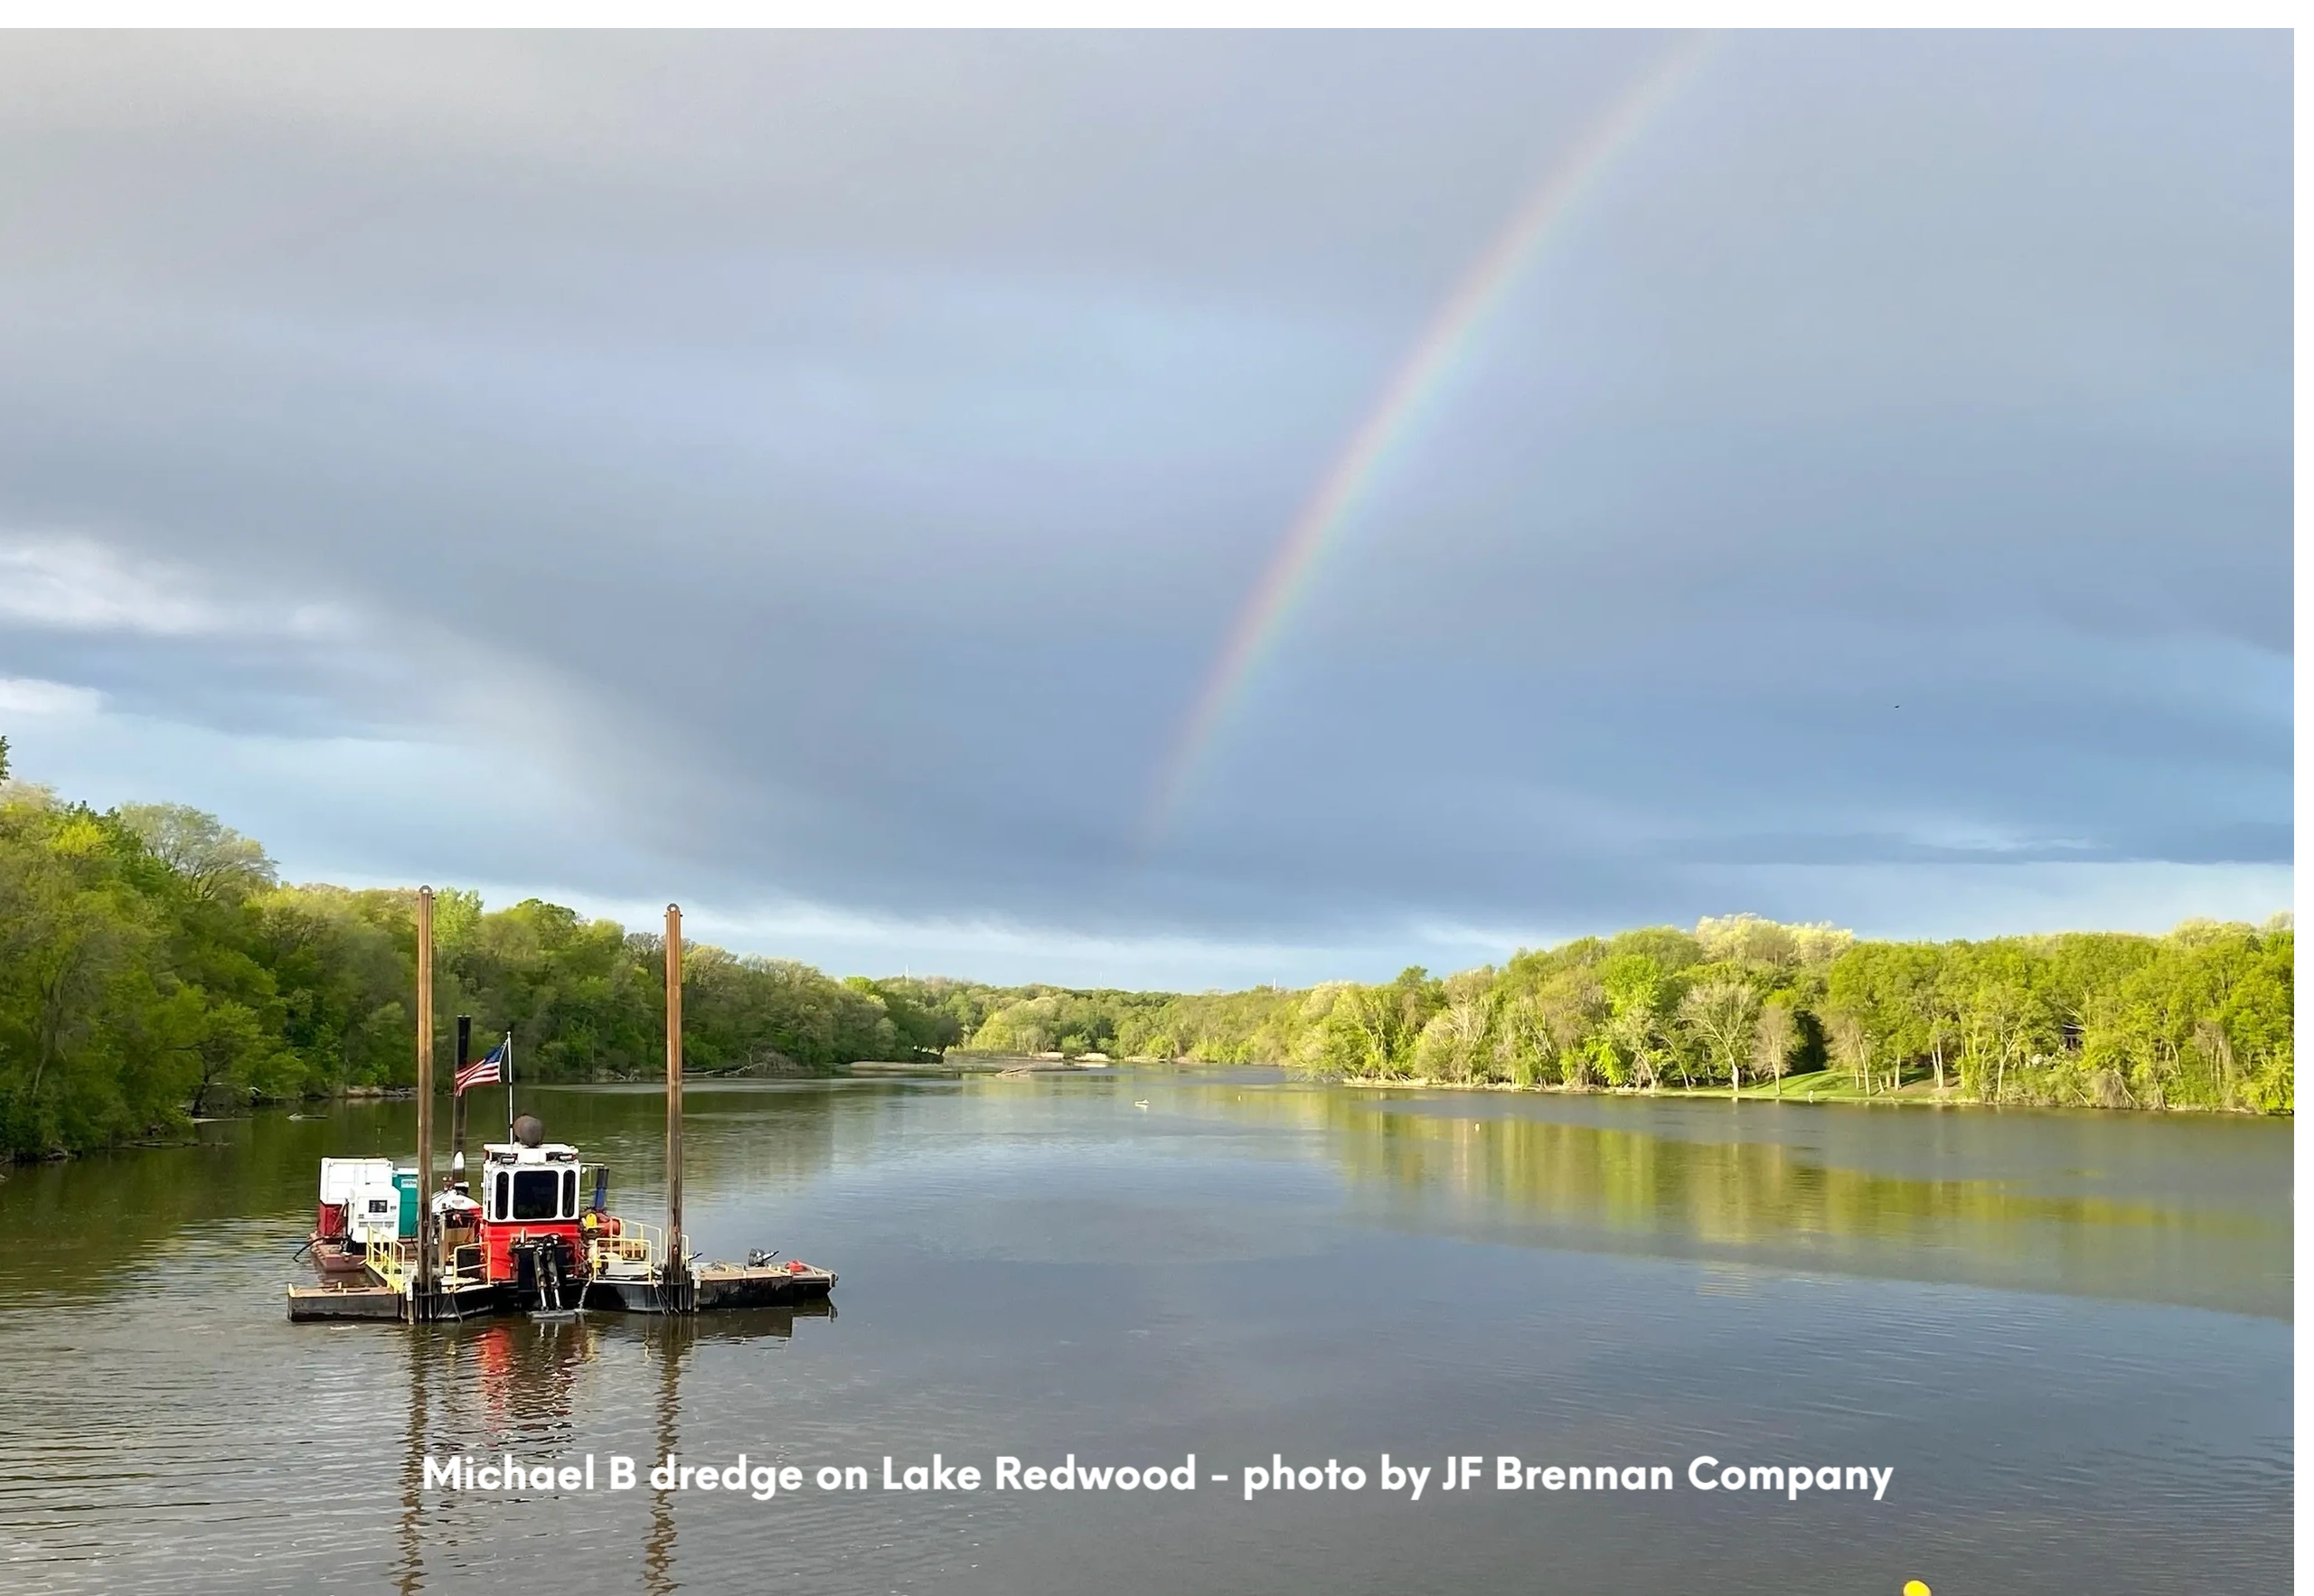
511,1169 -> 562,1222
562,1169 -> 577,1216
493,1171 -> 509,1221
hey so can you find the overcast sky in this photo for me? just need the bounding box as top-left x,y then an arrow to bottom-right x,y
0,30 -> 2290,987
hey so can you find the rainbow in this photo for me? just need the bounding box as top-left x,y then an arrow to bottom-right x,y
1142,34 -> 1716,845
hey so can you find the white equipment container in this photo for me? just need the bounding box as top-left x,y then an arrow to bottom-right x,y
319,1157 -> 394,1205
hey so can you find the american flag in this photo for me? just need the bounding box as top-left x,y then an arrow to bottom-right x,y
455,1039 -> 507,1095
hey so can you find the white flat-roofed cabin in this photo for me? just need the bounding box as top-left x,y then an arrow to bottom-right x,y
479,1141 -> 585,1225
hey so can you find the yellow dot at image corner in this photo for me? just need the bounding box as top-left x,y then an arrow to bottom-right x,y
1902,1582 -> 1932,1596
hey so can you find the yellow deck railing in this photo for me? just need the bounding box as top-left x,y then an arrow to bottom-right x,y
364,1235 -> 409,1293
364,1219 -> 671,1297
363,1235 -> 489,1296
585,1218 -> 690,1277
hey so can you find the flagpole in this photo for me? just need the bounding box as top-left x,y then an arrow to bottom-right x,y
452,1013 -> 470,1181
505,1032 -> 516,1143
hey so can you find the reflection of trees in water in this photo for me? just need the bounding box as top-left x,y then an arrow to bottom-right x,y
0,1100 -> 423,1303
1194,1085 -> 2281,1313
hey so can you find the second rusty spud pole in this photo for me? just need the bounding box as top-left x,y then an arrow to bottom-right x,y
663,903 -> 691,1311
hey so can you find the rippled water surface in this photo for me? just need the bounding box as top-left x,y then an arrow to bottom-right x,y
0,1070 -> 2290,1593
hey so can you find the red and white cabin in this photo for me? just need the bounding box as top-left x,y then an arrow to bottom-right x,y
474,1140 -> 588,1284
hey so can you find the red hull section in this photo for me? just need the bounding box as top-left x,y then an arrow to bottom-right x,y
478,1219 -> 584,1283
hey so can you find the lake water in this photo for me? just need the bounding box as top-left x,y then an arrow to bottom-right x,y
0,1069 -> 2290,1593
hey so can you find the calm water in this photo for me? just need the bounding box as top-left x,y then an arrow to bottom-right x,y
0,1070 -> 2290,1593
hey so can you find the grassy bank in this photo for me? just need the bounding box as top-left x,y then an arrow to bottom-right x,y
1314,1066 -> 2284,1113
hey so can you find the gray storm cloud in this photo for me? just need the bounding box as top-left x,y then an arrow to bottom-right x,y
0,31 -> 2288,984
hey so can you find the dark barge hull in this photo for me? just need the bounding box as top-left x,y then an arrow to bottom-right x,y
287,1282 -> 402,1320
290,1269 -> 833,1320
288,1280 -> 510,1321
584,1265 -> 837,1314
287,1258 -> 832,1313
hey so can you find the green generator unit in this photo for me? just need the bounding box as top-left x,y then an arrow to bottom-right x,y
392,1168 -> 419,1239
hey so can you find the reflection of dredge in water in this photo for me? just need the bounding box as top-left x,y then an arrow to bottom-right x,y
454,1304 -> 829,1437
390,1306 -> 831,1594
290,900 -> 835,1324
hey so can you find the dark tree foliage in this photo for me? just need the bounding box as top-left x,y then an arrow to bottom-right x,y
0,784 -> 925,1160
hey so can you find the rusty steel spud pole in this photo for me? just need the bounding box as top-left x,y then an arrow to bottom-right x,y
415,886 -> 435,1320
664,903 -> 688,1310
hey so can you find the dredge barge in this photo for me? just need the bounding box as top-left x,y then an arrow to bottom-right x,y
289,899 -> 834,1324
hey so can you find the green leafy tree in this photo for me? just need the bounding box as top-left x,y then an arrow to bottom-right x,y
1826,1009 -> 1873,1095
1679,977 -> 1759,1096
116,803 -> 278,902
1752,997 -> 1797,1096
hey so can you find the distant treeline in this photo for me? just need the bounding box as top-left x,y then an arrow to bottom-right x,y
0,746 -> 2290,1161
960,915 -> 2293,1115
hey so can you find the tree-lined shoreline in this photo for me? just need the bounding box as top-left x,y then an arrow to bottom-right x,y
0,745 -> 2290,1163
957,914 -> 2291,1116
0,750 -> 968,1161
